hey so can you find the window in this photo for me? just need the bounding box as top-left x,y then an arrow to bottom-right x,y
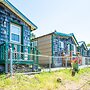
34,41 -> 37,47
10,23 -> 21,43
73,45 -> 76,55
12,34 -> 19,42
68,44 -> 70,51
60,41 -> 64,48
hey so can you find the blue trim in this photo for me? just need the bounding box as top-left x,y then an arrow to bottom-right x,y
54,31 -> 79,47
54,32 -> 71,37
78,41 -> 88,50
4,0 -> 38,30
69,33 -> 79,46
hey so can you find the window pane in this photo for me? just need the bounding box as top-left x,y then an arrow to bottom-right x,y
10,23 -> 21,43
61,41 -> 64,48
11,24 -> 21,34
73,45 -> 76,54
12,33 -> 19,42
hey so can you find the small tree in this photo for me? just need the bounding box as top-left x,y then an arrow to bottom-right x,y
87,44 -> 90,47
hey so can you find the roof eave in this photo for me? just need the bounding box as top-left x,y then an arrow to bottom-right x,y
78,41 -> 88,50
54,32 -> 71,37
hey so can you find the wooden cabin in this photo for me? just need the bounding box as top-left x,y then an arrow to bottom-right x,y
78,42 -> 90,65
33,31 -> 79,67
87,48 -> 90,57
78,41 -> 88,57
0,0 -> 38,73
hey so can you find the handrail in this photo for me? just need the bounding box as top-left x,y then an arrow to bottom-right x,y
0,42 -> 40,61
0,42 -> 41,56
8,42 -> 33,48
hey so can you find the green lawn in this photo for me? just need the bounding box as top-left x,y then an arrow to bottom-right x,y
0,67 -> 90,90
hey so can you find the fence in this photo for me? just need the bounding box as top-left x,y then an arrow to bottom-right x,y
82,57 -> 90,65
9,48 -> 90,76
0,42 -> 40,73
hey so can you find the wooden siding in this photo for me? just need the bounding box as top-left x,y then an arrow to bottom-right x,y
37,35 -> 52,65
0,3 -> 31,46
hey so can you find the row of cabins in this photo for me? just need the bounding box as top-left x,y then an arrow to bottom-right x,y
0,0 -> 90,72
32,32 -> 90,67
33,32 -> 78,67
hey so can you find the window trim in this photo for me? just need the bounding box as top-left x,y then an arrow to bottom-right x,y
10,23 -> 21,44
60,41 -> 64,49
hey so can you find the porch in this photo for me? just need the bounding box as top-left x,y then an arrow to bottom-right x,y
0,42 -> 40,73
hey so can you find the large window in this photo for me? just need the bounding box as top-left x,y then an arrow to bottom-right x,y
10,23 -> 21,43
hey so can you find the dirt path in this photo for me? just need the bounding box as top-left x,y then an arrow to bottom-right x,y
59,72 -> 90,90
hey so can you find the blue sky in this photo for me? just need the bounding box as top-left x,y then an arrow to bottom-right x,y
9,0 -> 90,44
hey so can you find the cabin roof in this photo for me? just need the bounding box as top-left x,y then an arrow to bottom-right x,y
55,32 -> 78,46
33,31 -> 79,46
78,41 -> 88,50
0,0 -> 37,31
54,32 -> 71,37
69,33 -> 79,47
34,31 -> 72,39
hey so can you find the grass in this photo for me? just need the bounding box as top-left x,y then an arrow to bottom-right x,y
0,67 -> 90,90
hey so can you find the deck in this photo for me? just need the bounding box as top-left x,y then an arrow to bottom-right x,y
0,42 -> 40,73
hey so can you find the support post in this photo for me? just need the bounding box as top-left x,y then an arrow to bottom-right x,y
77,53 -> 79,70
10,48 -> 13,76
49,57 -> 51,72
65,56 -> 67,68
5,42 -> 8,74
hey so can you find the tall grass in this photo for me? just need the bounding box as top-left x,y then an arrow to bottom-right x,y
0,67 -> 89,90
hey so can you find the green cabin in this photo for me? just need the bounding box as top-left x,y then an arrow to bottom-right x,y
78,41 -> 88,57
0,0 -> 39,73
33,31 -> 79,67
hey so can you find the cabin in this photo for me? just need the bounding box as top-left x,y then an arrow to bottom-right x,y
87,45 -> 90,57
78,41 -> 88,57
33,31 -> 79,67
87,48 -> 90,65
87,48 -> 90,57
78,41 -> 90,65
0,0 -> 39,73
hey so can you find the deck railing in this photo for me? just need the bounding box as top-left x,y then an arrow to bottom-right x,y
0,42 -> 40,64
0,42 -> 40,73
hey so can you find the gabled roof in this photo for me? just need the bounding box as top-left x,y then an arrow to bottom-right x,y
78,41 -> 88,50
69,33 -> 79,47
32,31 -> 71,40
0,0 -> 37,30
78,42 -> 83,46
33,31 -> 79,46
54,31 -> 71,37
54,32 -> 79,46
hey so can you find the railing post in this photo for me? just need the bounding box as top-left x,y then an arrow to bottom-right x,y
10,48 -> 13,77
5,42 -> 8,74
36,49 -> 39,66
17,45 -> 20,60
33,47 -> 35,64
28,47 -> 30,60
65,56 -> 67,68
78,55 -> 79,68
49,56 -> 51,72
87,57 -> 89,66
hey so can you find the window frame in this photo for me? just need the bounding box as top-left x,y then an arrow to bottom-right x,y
10,23 -> 21,44
60,41 -> 64,49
